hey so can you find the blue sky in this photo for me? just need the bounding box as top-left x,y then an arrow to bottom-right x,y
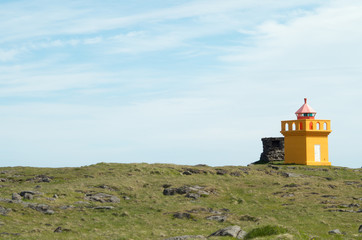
1,0 -> 361,168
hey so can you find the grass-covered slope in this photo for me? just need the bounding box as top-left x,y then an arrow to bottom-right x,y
0,162 -> 361,239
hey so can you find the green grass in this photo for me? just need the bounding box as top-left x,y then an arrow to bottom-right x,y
244,225 -> 288,239
0,163 -> 361,239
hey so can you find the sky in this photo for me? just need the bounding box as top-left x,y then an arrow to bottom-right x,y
0,0 -> 361,168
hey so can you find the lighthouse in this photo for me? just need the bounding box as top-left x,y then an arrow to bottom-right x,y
280,98 -> 332,166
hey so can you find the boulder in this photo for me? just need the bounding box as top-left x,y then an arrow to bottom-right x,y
216,169 -> 228,175
0,232 -> 20,236
328,229 -> 342,235
93,206 -> 114,210
173,212 -> 193,220
163,185 -> 211,198
24,193 -> 34,200
0,206 -> 11,216
359,225 -> 362,233
205,215 -> 227,222
28,203 -> 54,214
163,188 -> 177,196
26,175 -> 53,183
185,193 -> 200,199
182,168 -> 209,174
11,193 -> 22,201
54,226 -> 70,233
321,195 -> 337,199
0,198 -> 17,204
240,215 -> 259,222
230,171 -> 243,177
281,193 -> 295,198
123,196 -> 131,200
59,205 -> 74,210
164,236 -> 206,240
209,225 -> 246,239
279,172 -> 300,178
74,201 -> 90,205
19,191 -> 36,197
95,184 -> 119,191
84,193 -> 120,203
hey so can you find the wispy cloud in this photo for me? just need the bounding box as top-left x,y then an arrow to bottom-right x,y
0,0 -> 324,52
221,1 -> 362,71
0,48 -> 21,62
0,0 -> 361,168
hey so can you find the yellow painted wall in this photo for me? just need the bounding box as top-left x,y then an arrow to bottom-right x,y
306,136 -> 330,165
280,119 -> 331,166
284,135 -> 306,164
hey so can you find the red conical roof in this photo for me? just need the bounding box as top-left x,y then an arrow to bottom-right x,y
295,98 -> 316,114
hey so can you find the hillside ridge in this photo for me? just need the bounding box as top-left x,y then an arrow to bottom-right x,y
0,162 -> 361,239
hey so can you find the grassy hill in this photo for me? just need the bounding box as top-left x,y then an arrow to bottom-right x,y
0,162 -> 361,239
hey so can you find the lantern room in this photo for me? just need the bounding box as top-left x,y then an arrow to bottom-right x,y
295,98 -> 316,119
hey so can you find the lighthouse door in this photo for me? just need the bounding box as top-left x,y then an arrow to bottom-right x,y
314,145 -> 321,162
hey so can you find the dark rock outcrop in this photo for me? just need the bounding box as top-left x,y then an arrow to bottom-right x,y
254,137 -> 284,164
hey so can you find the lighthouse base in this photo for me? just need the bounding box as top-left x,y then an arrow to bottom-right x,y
284,159 -> 331,166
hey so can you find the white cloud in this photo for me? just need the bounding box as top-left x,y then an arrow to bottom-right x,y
0,48 -> 20,62
221,1 -> 362,71
84,37 -> 103,45
0,0 -> 361,168
0,0 -> 323,43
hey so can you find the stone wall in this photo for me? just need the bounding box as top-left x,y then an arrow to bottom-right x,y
254,137 -> 284,164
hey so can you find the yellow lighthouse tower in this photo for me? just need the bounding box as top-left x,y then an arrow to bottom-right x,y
280,98 -> 332,166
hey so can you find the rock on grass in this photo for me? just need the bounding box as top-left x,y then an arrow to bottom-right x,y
328,229 -> 342,235
164,235 -> 206,240
209,225 -> 246,239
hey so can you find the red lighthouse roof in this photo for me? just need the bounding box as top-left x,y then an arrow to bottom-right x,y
295,98 -> 316,119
